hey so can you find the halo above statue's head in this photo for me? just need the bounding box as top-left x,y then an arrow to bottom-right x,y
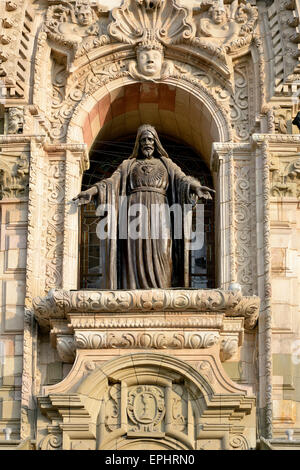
130,124 -> 169,159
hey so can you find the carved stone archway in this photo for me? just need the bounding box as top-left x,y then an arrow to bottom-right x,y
37,352 -> 256,450
66,77 -> 232,164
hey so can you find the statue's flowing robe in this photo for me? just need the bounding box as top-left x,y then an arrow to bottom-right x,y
95,157 -> 198,289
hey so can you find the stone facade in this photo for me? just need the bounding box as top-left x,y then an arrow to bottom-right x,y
0,0 -> 300,450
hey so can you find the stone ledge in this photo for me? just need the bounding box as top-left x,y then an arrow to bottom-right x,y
31,288 -> 257,363
33,288 -> 260,331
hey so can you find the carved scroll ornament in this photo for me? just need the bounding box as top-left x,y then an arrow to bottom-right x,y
43,0 -> 258,64
44,0 -> 110,57
33,288 -> 260,330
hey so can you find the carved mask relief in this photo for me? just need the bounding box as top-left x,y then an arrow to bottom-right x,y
137,48 -> 163,77
128,37 -> 174,81
75,1 -> 94,27
210,5 -> 228,26
7,107 -> 24,134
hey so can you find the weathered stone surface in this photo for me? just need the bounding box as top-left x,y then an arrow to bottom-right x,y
1,0 -> 300,450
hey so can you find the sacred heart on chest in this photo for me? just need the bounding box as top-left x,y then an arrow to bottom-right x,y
140,164 -> 154,175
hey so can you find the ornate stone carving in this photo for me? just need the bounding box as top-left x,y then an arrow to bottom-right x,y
32,288 -> 260,330
105,384 -> 121,432
56,336 -> 76,363
58,59 -> 231,143
274,107 -> 294,134
108,0 -> 195,46
75,331 -> 220,350
270,156 -> 300,198
38,354 -> 256,450
7,107 -> 24,134
193,0 -> 258,54
45,163 -> 65,291
234,162 -> 254,296
220,337 -> 239,361
6,1 -> 18,11
128,34 -> 174,81
229,434 -> 249,450
127,385 -> 165,432
0,153 -> 29,199
39,432 -> 63,450
194,360 -> 214,385
20,309 -> 34,439
172,384 -> 187,434
252,133 -> 300,144
44,0 -> 110,58
259,141 -> 273,440
70,316 -> 224,329
230,61 -> 251,142
266,0 -> 300,95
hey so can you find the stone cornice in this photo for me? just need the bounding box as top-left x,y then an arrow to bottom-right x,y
43,142 -> 89,171
252,134 -> 300,146
33,288 -> 260,331
210,142 -> 252,172
0,135 -> 45,145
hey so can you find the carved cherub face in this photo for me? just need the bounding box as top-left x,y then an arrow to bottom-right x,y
75,4 -> 94,27
235,6 -> 248,24
137,48 -> 163,77
209,6 -> 228,25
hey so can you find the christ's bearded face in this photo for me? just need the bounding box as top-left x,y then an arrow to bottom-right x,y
140,131 -> 155,159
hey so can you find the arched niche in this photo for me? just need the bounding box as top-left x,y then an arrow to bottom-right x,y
68,80 -> 228,290
38,352 -> 256,450
67,78 -> 231,171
